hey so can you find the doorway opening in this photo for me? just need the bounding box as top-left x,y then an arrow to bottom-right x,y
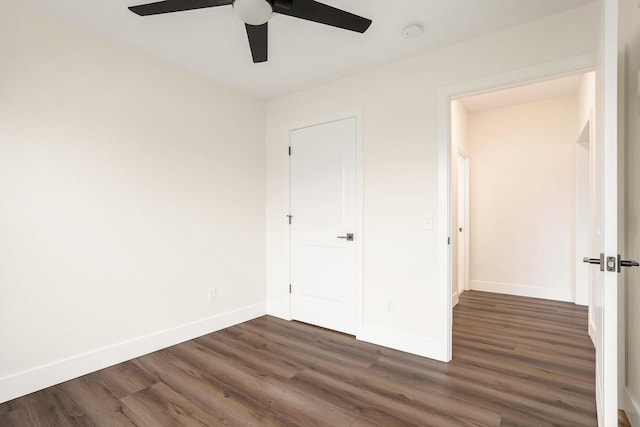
448,70 -> 596,349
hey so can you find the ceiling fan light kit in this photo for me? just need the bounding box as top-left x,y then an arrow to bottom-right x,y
233,0 -> 273,25
128,0 -> 372,63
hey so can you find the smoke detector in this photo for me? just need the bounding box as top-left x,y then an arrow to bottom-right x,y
402,24 -> 423,38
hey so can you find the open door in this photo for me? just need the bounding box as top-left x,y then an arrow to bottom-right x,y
587,0 -> 618,424
584,1 -> 639,424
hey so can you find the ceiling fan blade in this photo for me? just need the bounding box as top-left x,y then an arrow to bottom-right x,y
245,23 -> 268,63
272,0 -> 371,33
129,0 -> 232,16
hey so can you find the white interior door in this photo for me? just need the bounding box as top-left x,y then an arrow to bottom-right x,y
589,0 -> 621,424
289,117 -> 357,335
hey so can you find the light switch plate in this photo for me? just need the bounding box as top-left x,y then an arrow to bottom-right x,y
424,215 -> 433,230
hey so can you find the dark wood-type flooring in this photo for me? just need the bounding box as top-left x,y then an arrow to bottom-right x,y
0,291 -> 598,426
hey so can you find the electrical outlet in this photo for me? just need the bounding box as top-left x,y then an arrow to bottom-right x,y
208,288 -> 217,302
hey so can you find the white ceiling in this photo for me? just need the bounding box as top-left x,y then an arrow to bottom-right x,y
460,74 -> 587,113
18,0 -> 596,100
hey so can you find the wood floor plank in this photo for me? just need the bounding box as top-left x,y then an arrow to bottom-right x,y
0,388 -> 92,427
228,327 -> 502,426
235,321 -> 377,369
289,368 -> 490,427
369,355 -> 596,426
121,382 -> 222,427
133,350 -> 297,426
0,291 -> 599,426
5,388 -> 51,412
168,340 -> 360,426
454,321 -> 589,349
349,418 -> 383,427
292,355 -> 503,426
453,346 -> 595,397
195,332 -> 304,380
57,374 -> 137,426
91,359 -> 158,400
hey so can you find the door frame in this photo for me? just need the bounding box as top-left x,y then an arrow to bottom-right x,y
576,116 -> 594,309
284,109 -> 364,336
437,54 -> 597,361
453,149 -> 469,307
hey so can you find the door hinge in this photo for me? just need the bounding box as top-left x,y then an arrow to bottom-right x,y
289,284 -> 292,294
288,146 -> 291,156
447,237 -> 450,245
287,214 -> 293,224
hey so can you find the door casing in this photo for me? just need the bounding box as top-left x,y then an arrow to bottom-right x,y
438,54 -> 597,362
453,150 -> 469,307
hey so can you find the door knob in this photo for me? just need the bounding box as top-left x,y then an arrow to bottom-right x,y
583,254 -> 639,273
337,233 -> 354,241
618,255 -> 639,272
620,260 -> 640,267
583,254 -> 605,271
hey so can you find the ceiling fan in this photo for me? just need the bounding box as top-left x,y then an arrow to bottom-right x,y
128,0 -> 372,63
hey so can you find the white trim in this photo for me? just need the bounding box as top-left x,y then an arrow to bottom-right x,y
452,289 -> 463,307
443,53 -> 596,101
469,280 -> 574,302
358,323 -> 449,362
589,319 -> 596,347
266,301 -> 290,321
458,150 -> 470,293
437,53 -> 597,363
437,83 -> 453,362
575,119 -> 592,307
284,109 -> 364,336
0,302 -> 266,404
355,113 -> 364,333
623,387 -> 640,426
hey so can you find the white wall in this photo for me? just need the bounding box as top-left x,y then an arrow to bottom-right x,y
0,0 -> 265,403
451,100 -> 469,303
621,0 -> 640,423
467,96 -> 578,302
578,72 -> 597,130
265,4 -> 600,359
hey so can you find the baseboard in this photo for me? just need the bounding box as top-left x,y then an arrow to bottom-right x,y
624,387 -> 640,426
266,300 -> 291,321
0,302 -> 266,404
357,323 -> 449,362
589,319 -> 596,347
469,280 -> 574,302
452,290 -> 463,307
